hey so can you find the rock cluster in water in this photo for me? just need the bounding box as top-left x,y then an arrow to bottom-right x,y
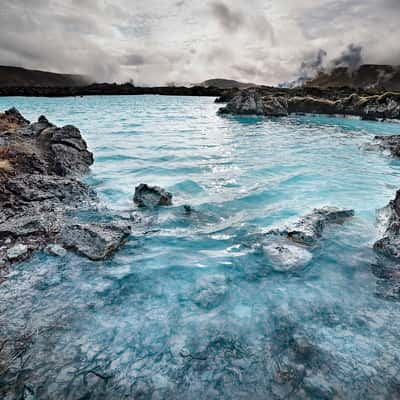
0,108 -> 130,269
218,88 -> 400,120
263,207 -> 355,271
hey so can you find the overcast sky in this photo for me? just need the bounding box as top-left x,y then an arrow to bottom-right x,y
1,0 -> 399,85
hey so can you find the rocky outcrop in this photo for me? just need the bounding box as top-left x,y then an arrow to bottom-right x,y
134,184 -> 172,208
219,88 -> 400,120
263,207 -> 354,271
271,207 -> 355,246
218,89 -> 266,115
374,190 -> 400,260
374,135 -> 400,157
372,191 -> 400,300
0,108 -> 129,269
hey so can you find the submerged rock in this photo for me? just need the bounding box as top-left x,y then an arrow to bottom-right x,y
193,275 -> 228,309
263,240 -> 313,272
58,222 -> 131,261
133,184 -> 172,208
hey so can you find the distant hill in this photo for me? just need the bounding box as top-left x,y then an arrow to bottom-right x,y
0,66 -> 91,87
199,78 -> 258,89
305,64 -> 400,90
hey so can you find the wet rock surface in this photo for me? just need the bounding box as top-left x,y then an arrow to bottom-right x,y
57,222 -> 131,261
0,108 -> 129,269
134,183 -> 173,208
262,240 -> 313,272
371,190 -> 400,301
269,207 -> 354,246
374,134 -> 400,157
374,190 -> 400,260
219,88 -> 400,120
261,207 -> 354,272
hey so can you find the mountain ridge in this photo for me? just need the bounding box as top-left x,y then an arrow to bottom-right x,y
0,65 -> 92,87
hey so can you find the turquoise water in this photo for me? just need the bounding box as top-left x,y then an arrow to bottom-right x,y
1,96 -> 400,399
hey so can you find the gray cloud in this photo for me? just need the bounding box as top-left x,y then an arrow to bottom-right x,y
0,0 -> 399,85
210,2 -> 244,33
332,44 -> 363,70
122,54 -> 146,66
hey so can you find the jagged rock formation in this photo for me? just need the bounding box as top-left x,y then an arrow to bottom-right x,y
0,108 -> 130,269
374,135 -> 400,157
374,191 -> 400,260
273,207 -> 355,246
219,89 -> 400,120
372,191 -> 400,300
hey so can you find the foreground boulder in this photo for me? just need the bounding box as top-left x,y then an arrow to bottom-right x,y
57,222 -> 131,261
134,184 -> 172,208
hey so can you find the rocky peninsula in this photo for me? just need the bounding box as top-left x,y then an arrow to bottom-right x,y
0,108 -> 131,272
218,88 -> 400,120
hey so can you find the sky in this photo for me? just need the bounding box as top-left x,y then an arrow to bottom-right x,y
1,0 -> 400,85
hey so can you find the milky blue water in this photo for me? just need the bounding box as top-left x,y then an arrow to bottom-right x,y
1,96 -> 400,399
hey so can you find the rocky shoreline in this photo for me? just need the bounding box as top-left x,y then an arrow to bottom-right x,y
218,88 -> 400,120
0,84 -> 230,98
0,108 -> 132,272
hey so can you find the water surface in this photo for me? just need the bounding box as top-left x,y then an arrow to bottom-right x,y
1,96 -> 400,399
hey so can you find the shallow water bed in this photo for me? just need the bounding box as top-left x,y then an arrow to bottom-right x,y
1,96 -> 400,399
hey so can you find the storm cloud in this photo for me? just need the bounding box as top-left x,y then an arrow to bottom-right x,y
211,2 -> 244,33
0,0 -> 399,85
332,44 -> 363,70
